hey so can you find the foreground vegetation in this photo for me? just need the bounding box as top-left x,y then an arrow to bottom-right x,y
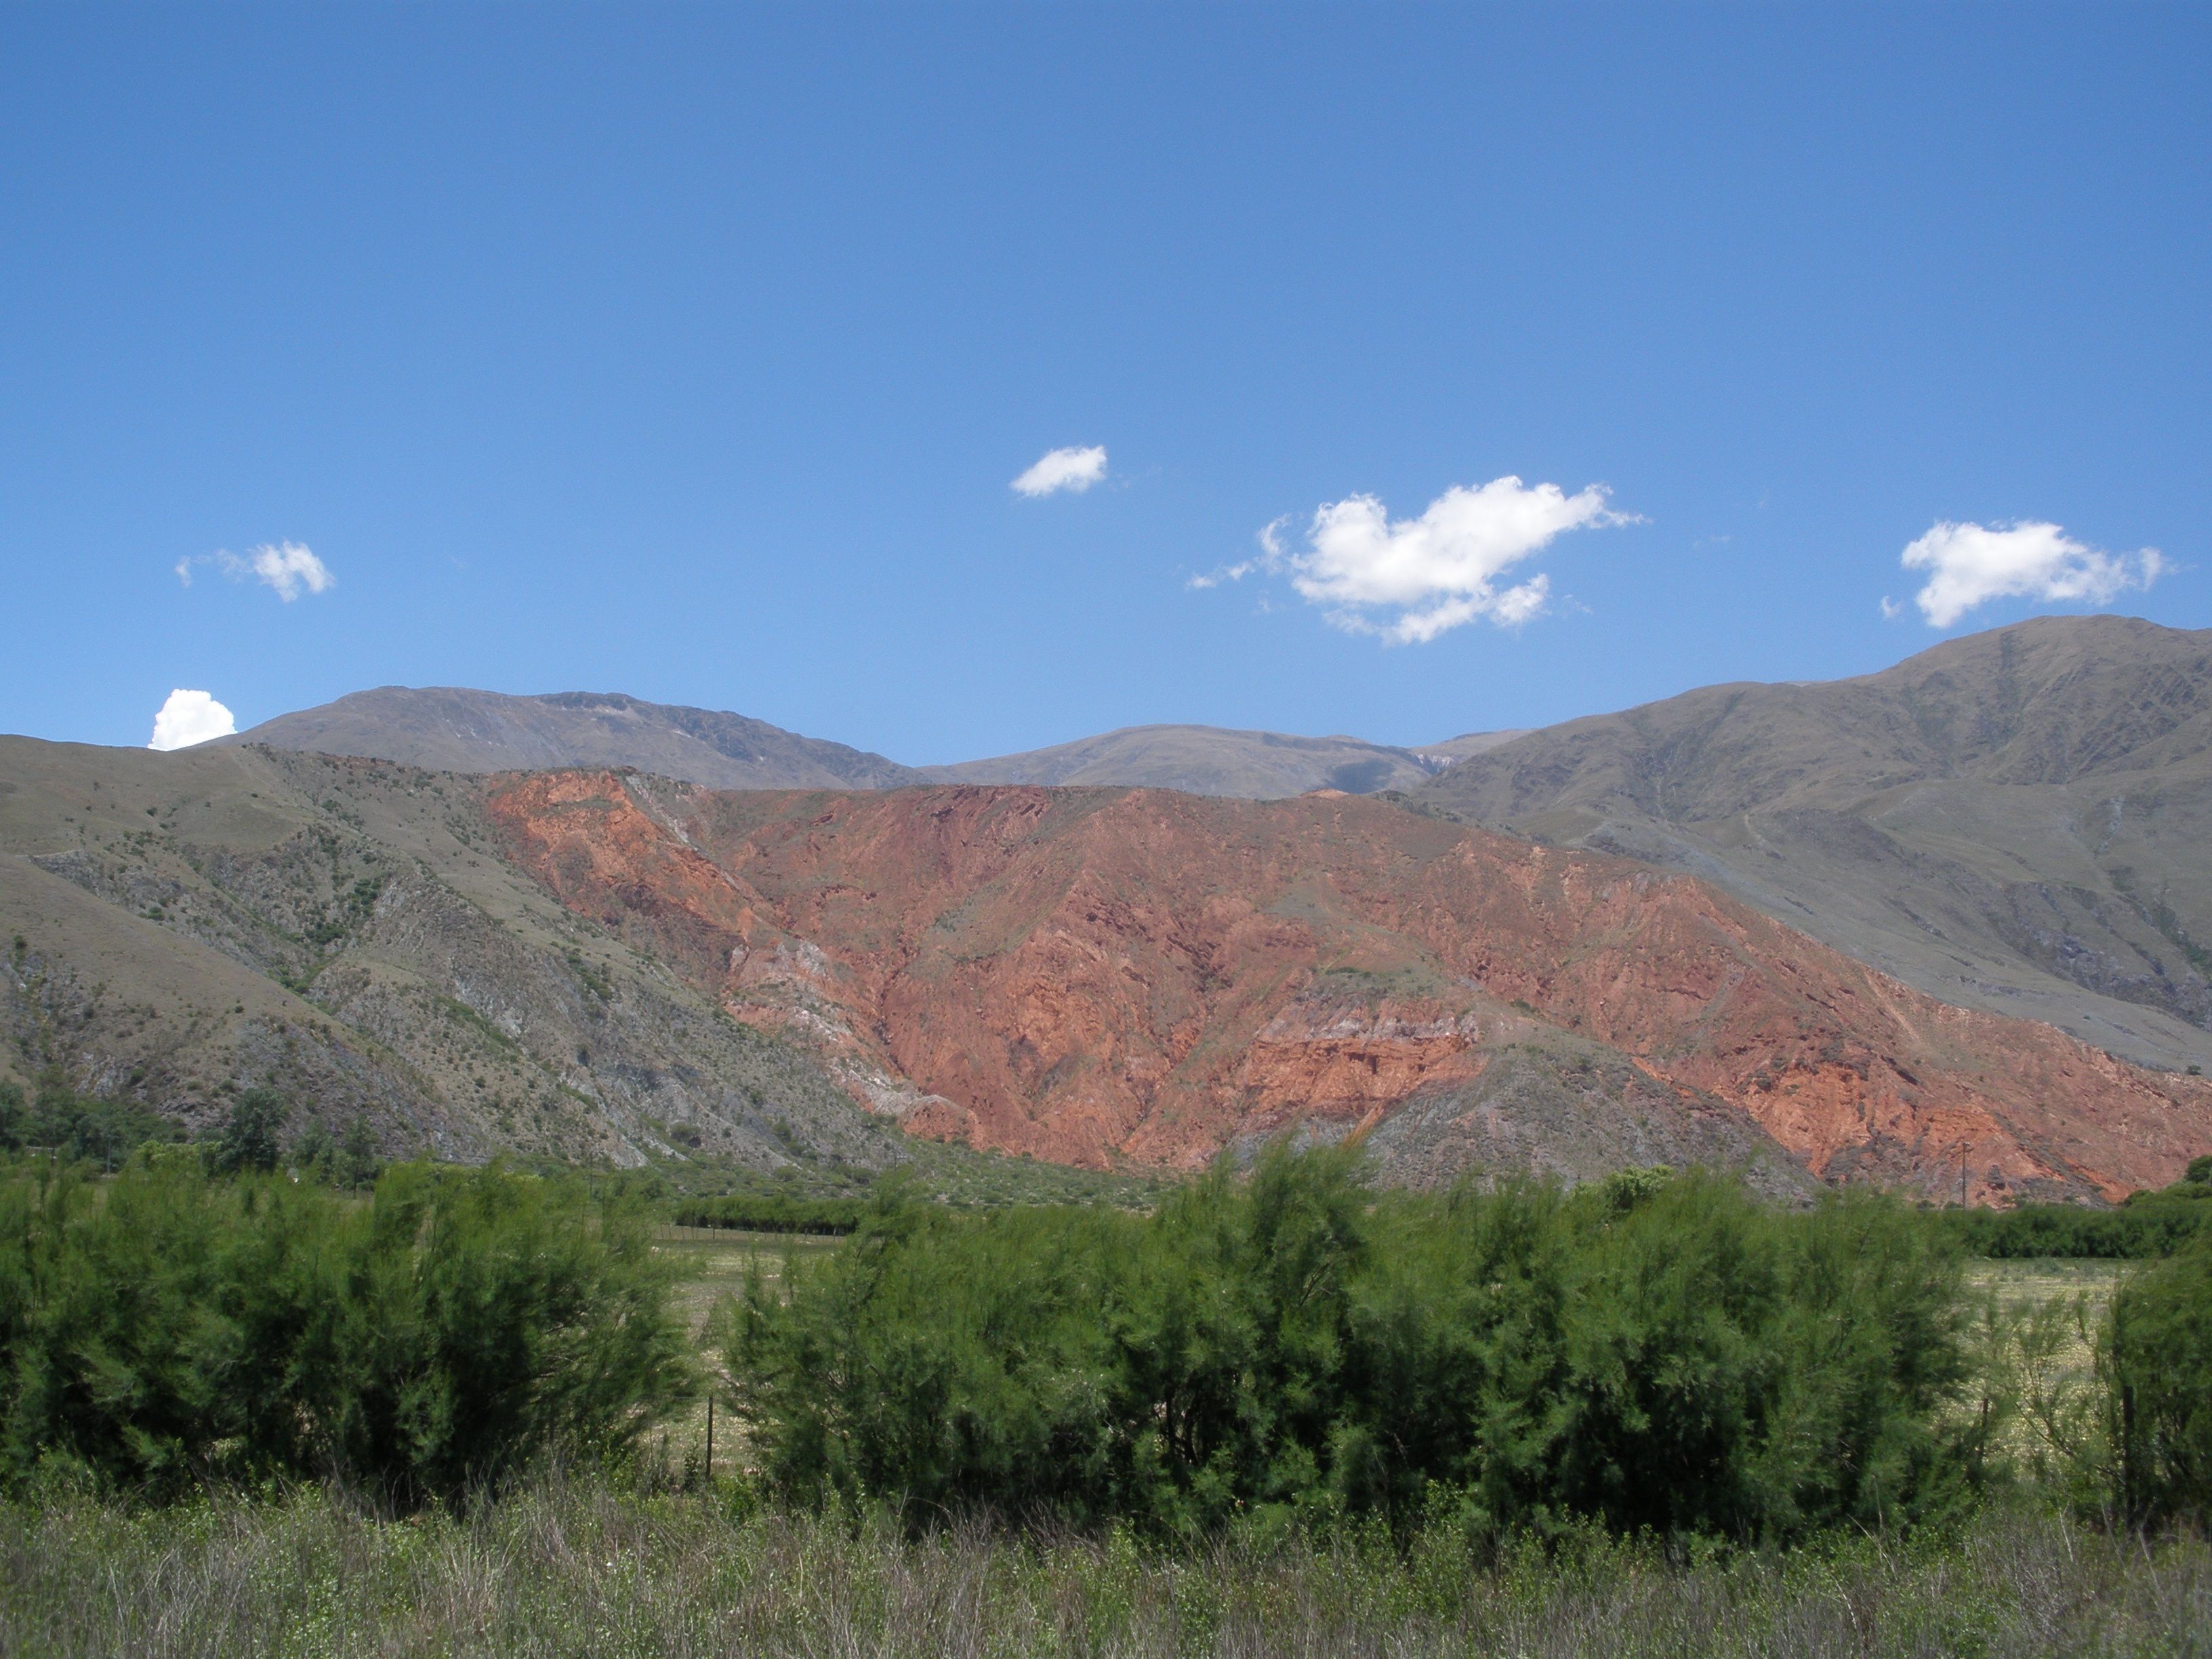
726,1149 -> 2212,1539
0,1157 -> 687,1505
1,1479 -> 2205,1658
0,1139 -> 2208,1653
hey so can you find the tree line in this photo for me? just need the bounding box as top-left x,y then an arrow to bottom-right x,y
0,1119 -> 2205,1538
724,1151 -> 2212,1539
0,1072 -> 380,1187
1938,1158 -> 2212,1258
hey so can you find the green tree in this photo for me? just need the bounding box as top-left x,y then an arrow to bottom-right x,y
2106,1231 -> 2212,1530
337,1118 -> 382,1190
205,1088 -> 287,1176
724,1149 -> 1980,1542
291,1118 -> 336,1180
0,1159 -> 692,1504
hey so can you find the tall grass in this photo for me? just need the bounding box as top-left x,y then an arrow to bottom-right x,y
0,1479 -> 2203,1658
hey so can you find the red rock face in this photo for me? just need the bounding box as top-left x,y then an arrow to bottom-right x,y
483,774 -> 2212,1201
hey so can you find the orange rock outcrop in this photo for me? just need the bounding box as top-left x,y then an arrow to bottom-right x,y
485,775 -> 2212,1201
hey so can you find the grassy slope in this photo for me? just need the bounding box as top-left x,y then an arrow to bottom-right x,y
0,737 -> 914,1167
1415,615 -> 2212,1073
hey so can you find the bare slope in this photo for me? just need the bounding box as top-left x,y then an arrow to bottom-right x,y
487,771 -> 2212,1202
224,687 -> 926,790
0,737 -> 906,1170
1413,615 -> 2212,1073
919,724 -> 1448,797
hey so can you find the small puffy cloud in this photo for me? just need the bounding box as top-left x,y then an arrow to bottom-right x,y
148,689 -> 237,751
1900,520 -> 2163,628
243,541 -> 334,600
177,540 -> 335,602
1011,445 -> 1107,497
1195,476 -> 1634,642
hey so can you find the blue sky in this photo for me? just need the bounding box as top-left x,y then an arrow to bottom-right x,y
3,4 -> 2207,762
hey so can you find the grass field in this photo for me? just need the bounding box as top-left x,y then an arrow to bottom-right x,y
1,1481 -> 2203,1658
1969,1256 -> 2124,1380
648,1225 -> 845,1481
652,1223 -> 844,1326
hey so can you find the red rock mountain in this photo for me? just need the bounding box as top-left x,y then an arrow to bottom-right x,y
486,771 -> 2212,1203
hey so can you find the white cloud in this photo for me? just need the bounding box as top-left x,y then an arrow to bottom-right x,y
176,540 -> 335,601
148,689 -> 237,751
1195,476 -> 1633,642
1187,516 -> 1287,590
1900,520 -> 2163,628
1011,445 -> 1107,497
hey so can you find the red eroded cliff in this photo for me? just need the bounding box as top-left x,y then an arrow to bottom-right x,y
483,773 -> 2212,1200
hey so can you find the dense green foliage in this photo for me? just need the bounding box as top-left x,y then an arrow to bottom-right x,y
724,1151 -> 1991,1542
2106,1228 -> 2212,1530
1942,1170 -> 2212,1258
673,1193 -> 866,1234
0,1072 -> 184,1170
0,1158 -> 690,1506
286,1114 -> 384,1189
201,1086 -> 288,1176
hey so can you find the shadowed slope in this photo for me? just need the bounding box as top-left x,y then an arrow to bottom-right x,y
0,737 -> 907,1170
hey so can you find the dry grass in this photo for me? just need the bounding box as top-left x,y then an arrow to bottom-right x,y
647,1226 -> 843,1480
0,1480 -> 2204,1658
651,1224 -> 842,1328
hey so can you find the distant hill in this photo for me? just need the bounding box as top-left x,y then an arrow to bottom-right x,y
226,692 -> 1517,801
0,737 -> 910,1170
1409,729 -> 1532,765
1414,615 -> 2212,1075
919,724 -> 1452,798
223,687 -> 926,791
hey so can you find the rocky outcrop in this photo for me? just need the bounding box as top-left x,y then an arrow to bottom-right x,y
487,773 -> 2212,1202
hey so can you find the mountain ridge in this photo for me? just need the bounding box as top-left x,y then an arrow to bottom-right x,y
917,724 -> 1451,797
5,732 -> 2209,1201
1412,615 -> 2212,1075
222,687 -> 927,791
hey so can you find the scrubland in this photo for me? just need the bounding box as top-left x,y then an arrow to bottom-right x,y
0,1149 -> 2206,1657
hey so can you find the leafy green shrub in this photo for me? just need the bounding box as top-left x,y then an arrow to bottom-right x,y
1944,1187 -> 2212,1259
2106,1231 -> 2212,1530
202,1087 -> 287,1175
723,1149 -> 1983,1542
0,1071 -> 182,1170
0,1158 -> 689,1505
289,1116 -> 383,1189
673,1193 -> 867,1235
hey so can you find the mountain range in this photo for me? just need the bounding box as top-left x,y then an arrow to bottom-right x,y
5,613 -> 2209,1202
224,689 -> 1523,801
1412,615 -> 2212,1076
